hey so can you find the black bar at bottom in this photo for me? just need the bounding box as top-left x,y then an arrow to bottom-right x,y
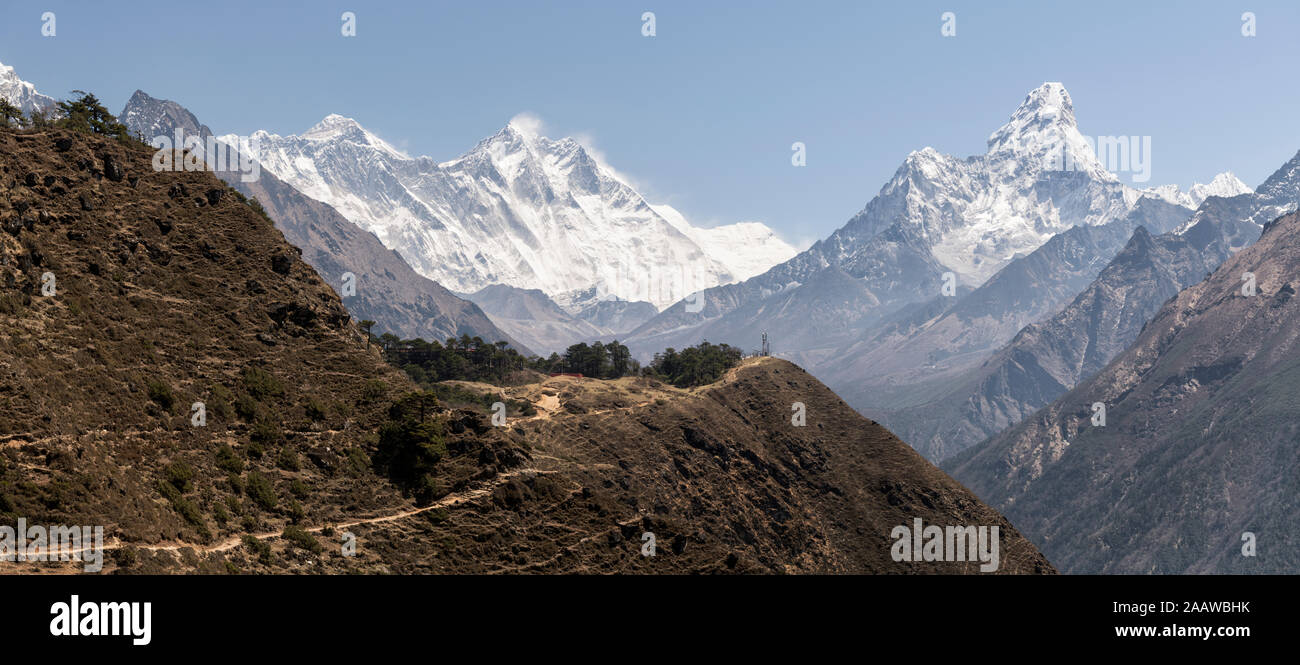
2,574 -> 1288,654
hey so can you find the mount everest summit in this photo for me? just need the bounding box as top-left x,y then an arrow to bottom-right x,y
233,115 -> 797,310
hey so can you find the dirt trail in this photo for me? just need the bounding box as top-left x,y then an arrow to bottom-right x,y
527,396 -> 658,422
37,467 -> 552,559
2,428 -> 167,449
693,357 -> 765,393
2,428 -> 335,452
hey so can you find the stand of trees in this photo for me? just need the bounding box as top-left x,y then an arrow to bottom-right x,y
378,333 -> 644,384
376,328 -> 741,390
543,341 -> 638,379
379,334 -> 527,385
644,341 -> 744,388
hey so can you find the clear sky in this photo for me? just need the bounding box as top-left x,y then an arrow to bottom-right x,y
4,0 -> 1299,245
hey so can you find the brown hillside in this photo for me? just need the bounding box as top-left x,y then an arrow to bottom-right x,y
0,127 -> 525,573
399,357 -> 1055,574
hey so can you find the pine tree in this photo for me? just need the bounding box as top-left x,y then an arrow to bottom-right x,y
57,91 -> 130,139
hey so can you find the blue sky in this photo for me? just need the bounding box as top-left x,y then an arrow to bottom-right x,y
4,0 -> 1299,244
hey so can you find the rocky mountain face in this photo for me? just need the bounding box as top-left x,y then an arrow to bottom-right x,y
235,116 -> 796,309
947,208 -> 1300,574
119,91 -> 526,352
882,222 -> 1227,460
0,60 -> 55,115
0,125 -> 1052,574
119,89 -> 214,143
487,358 -> 1056,573
877,151 -> 1300,461
827,198 -> 1190,426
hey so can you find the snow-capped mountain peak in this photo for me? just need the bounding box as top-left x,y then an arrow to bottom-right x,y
1143,171 -> 1254,210
298,114 -> 407,158
986,82 -> 1107,178
302,113 -> 362,138
987,83 -> 1077,148
506,113 -> 544,139
880,146 -> 958,195
842,82 -> 1152,285
243,114 -> 797,309
1189,171 -> 1252,203
0,60 -> 56,115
